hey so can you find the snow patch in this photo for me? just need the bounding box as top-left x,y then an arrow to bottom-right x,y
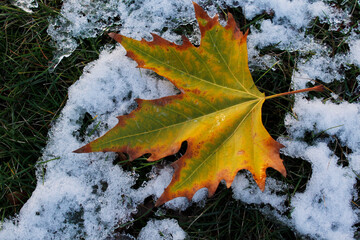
47,0 -> 199,68
285,97 -> 360,152
232,173 -> 287,213
12,0 -> 38,13
349,38 -> 360,68
283,141 -> 357,240
138,219 -> 187,240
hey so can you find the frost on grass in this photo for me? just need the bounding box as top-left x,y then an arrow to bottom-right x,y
2,0 -> 360,239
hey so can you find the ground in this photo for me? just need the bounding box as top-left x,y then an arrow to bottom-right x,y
1,0 -> 360,239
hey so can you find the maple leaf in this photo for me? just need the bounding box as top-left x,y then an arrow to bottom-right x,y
74,2 -> 323,206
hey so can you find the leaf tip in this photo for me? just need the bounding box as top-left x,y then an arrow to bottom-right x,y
226,12 -> 236,30
243,29 -> 249,42
73,144 -> 92,153
155,191 -> 177,207
256,177 -> 266,192
148,33 -> 173,47
193,1 -> 218,33
155,197 -> 165,207
108,32 -> 116,38
180,35 -> 193,49
108,32 -> 123,43
192,1 -> 204,16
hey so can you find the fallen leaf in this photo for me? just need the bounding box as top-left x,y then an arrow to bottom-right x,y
74,2 -> 323,206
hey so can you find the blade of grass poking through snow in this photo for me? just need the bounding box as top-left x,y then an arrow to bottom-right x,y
255,60 -> 280,84
74,2 -> 325,206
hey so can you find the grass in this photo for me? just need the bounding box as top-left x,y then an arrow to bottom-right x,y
0,0 -> 105,220
1,0 -> 359,239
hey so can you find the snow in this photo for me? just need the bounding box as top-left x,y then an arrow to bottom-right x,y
232,173 -> 288,214
12,0 -> 38,13
46,0 -> 200,69
285,97 -> 360,153
4,0 -> 360,239
349,38 -> 360,68
138,219 -> 187,240
282,141 -> 357,240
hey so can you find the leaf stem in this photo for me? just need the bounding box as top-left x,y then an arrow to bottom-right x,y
264,85 -> 325,100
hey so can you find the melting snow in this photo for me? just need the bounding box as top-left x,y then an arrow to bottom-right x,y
138,219 -> 187,240
6,0 -> 360,239
12,0 -> 38,13
46,0 -> 201,69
